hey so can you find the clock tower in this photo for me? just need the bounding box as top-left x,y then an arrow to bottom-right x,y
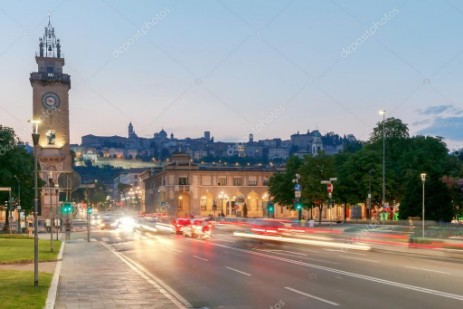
30,18 -> 72,218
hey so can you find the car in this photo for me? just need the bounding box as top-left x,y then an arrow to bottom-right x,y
181,218 -> 212,240
100,218 -> 118,230
171,218 -> 191,235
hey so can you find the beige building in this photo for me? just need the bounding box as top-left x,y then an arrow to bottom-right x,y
144,154 -> 277,218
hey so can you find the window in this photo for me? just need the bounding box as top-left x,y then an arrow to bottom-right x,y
233,177 -> 243,186
218,177 -> 227,186
248,176 -> 257,186
179,177 -> 188,185
263,178 -> 269,186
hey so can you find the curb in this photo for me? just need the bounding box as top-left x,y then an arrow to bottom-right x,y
44,240 -> 65,309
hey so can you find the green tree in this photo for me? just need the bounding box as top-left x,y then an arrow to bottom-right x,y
299,154 -> 335,222
397,136 -> 455,222
0,126 -> 36,231
268,156 -> 302,207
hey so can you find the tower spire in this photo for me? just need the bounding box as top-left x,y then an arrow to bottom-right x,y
38,15 -> 61,58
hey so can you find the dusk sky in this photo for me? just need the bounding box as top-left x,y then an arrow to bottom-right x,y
1,0 -> 463,150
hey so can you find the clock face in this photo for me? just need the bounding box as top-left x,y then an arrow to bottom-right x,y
41,92 -> 60,109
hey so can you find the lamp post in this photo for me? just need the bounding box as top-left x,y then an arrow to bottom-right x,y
293,174 -> 302,221
30,119 -> 40,287
14,175 -> 21,233
321,177 -> 337,230
421,173 -> 426,238
379,110 -> 386,219
368,169 -> 374,224
49,175 -> 54,252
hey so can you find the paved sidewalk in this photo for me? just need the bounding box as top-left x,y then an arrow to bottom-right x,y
53,240 -> 188,309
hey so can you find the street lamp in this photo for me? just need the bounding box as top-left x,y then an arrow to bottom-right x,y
48,175 -> 54,252
14,175 -> 21,233
421,173 -> 426,238
368,169 -> 374,224
30,119 -> 40,287
379,110 -> 386,219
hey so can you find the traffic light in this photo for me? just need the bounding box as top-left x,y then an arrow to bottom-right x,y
62,203 -> 73,214
267,202 -> 274,218
87,206 -> 93,214
295,202 -> 302,210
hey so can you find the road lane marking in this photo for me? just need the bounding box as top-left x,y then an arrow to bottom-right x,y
324,249 -> 344,252
258,249 -> 307,256
101,237 -> 110,242
171,248 -> 183,253
212,243 -> 463,302
194,255 -> 208,261
405,266 -> 451,275
342,256 -> 379,263
226,266 -> 251,276
299,248 -> 319,254
212,239 -> 235,242
256,249 -> 339,264
285,287 -> 339,306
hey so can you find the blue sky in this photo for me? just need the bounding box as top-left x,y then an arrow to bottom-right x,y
1,0 -> 462,150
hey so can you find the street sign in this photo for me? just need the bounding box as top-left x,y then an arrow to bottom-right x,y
294,183 -> 301,191
295,191 -> 301,198
327,183 -> 333,193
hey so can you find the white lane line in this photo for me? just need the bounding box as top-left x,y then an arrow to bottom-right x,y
257,249 -> 338,264
285,287 -> 339,306
212,243 -> 463,302
171,248 -> 183,253
258,249 -> 307,256
226,266 -> 252,276
405,266 -> 451,275
276,250 -> 307,256
342,256 -> 379,263
212,239 -> 235,242
299,248 -> 320,254
101,237 -> 110,242
194,255 -> 208,262
324,249 -> 344,252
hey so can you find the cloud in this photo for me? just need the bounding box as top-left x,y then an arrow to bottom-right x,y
417,116 -> 463,140
418,105 -> 454,115
411,119 -> 432,126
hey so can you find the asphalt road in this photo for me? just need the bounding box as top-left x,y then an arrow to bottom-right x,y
79,227 -> 463,309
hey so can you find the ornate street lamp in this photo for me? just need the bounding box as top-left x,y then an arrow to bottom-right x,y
30,119 -> 40,287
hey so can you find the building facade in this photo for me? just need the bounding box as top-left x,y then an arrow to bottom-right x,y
144,153 -> 276,218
